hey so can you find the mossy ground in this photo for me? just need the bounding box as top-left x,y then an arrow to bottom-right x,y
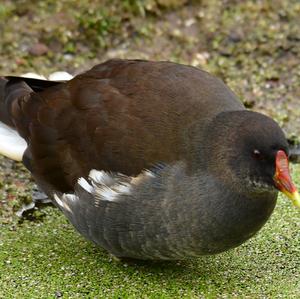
0,0 -> 300,298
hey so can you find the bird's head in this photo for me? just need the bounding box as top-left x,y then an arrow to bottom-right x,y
204,110 -> 299,207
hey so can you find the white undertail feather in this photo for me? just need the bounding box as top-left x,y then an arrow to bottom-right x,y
48,71 -> 73,81
21,71 -> 73,81
0,122 -> 27,161
21,73 -> 47,80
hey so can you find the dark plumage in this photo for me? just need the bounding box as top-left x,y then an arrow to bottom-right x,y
0,59 -> 299,260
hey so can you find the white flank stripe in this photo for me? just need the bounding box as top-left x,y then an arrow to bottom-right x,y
89,169 -> 107,184
63,193 -> 77,201
97,187 -> 118,202
54,194 -> 64,208
78,177 -> 93,193
114,183 -> 131,195
54,193 -> 74,214
89,169 -> 115,186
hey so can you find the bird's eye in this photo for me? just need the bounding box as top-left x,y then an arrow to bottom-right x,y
252,149 -> 263,160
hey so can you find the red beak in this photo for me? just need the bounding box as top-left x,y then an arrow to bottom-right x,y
273,150 -> 300,207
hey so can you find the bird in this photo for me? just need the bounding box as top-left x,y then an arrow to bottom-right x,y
0,59 -> 299,260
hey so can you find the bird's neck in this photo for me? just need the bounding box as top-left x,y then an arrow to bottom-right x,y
184,174 -> 278,255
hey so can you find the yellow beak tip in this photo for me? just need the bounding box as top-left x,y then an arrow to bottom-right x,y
293,198 -> 300,209
281,189 -> 300,208
288,191 -> 300,208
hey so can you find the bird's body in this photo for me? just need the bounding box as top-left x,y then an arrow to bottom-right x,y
0,59 -> 298,260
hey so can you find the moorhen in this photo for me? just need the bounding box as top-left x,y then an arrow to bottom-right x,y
0,59 -> 299,260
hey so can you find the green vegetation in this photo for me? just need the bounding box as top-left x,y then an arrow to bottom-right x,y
0,0 -> 300,297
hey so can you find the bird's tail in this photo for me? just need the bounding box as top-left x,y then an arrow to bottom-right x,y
0,77 -> 12,127
0,77 -> 27,161
0,75 -> 69,161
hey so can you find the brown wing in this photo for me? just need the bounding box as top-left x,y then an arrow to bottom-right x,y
5,59 -> 244,192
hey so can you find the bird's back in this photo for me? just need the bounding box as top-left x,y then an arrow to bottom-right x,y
1,59 -> 244,192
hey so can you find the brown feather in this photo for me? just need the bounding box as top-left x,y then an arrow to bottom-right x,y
2,59 -> 244,192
